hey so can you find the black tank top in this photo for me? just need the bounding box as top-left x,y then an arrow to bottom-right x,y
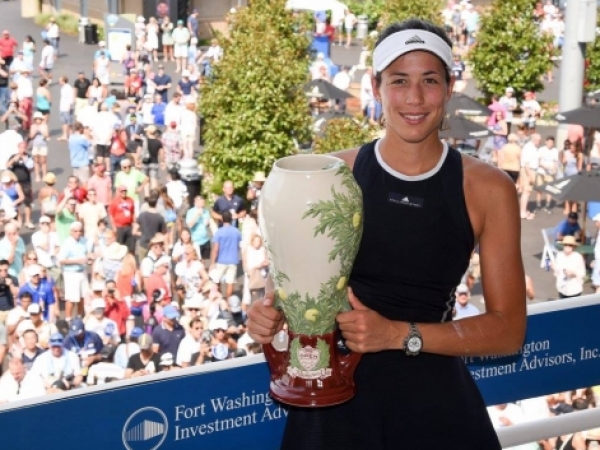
350,139 -> 474,323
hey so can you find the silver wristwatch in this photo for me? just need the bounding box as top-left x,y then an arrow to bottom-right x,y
403,322 -> 423,356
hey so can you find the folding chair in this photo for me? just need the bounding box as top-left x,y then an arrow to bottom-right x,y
540,227 -> 558,269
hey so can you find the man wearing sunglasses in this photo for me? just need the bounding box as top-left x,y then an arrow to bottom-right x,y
177,310 -> 203,367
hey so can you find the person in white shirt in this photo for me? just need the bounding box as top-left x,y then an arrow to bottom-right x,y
31,332 -> 83,391
360,66 -> 374,116
0,357 -> 46,403
198,38 -> 222,78
140,93 -> 154,126
343,10 -> 357,48
58,76 -> 74,141
14,303 -> 57,348
453,283 -> 480,319
165,170 -> 188,210
38,39 -> 55,84
521,92 -> 541,133
92,104 -> 116,164
331,5 -> 346,46
519,133 -> 541,219
15,69 -> 33,102
76,98 -> 98,129
180,102 -> 197,158
8,52 -> 28,81
46,17 -> 60,57
310,53 -> 328,81
552,14 -> 565,50
164,93 -> 184,128
31,215 -> 60,273
535,136 -> 559,212
499,87 -> 517,134
552,235 -> 586,299
177,315 -> 204,366
84,298 -> 120,346
172,20 -> 190,73
332,66 -> 351,111
543,0 -> 557,18
0,128 -> 22,170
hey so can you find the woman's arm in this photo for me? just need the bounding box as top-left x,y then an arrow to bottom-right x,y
338,160 -> 526,357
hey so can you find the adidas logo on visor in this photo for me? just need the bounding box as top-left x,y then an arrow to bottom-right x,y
405,35 -> 425,45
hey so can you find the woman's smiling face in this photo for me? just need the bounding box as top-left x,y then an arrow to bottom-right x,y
373,50 -> 453,145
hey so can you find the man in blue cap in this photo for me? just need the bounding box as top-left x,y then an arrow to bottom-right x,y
31,332 -> 83,390
63,318 -> 104,376
151,304 -> 185,357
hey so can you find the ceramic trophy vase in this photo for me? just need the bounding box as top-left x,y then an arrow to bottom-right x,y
258,154 -> 363,407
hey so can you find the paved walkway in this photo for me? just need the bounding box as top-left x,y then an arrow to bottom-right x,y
0,3 -> 576,303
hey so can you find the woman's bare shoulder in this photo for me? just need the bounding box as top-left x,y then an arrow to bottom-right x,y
462,154 -> 515,188
331,148 -> 360,170
461,154 -> 520,236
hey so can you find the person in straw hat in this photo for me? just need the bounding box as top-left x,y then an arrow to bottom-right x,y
247,171 -> 266,211
552,235 -> 586,299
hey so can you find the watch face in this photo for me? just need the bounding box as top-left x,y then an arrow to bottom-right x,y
407,336 -> 422,353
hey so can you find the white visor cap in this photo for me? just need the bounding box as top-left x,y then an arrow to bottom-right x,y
373,29 -> 453,75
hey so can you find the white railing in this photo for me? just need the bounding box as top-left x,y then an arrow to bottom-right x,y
497,408 -> 600,448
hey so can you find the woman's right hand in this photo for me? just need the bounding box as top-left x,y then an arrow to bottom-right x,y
246,291 -> 284,344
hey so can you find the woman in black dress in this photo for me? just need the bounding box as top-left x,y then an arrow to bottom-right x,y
247,18 -> 526,449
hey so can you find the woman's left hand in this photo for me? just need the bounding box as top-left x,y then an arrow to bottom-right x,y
337,288 -> 400,353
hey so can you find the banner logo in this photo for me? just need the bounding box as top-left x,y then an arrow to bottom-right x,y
123,407 -> 168,450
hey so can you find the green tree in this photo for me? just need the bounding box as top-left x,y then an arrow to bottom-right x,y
469,0 -> 553,99
585,16 -> 600,92
200,0 -> 312,194
312,118 -> 373,154
364,0 -> 444,64
380,0 -> 444,27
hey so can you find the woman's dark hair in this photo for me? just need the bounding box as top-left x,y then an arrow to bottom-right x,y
180,228 -> 191,241
374,18 -> 452,85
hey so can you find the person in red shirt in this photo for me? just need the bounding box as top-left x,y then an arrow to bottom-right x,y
103,279 -> 131,339
58,175 -> 88,204
124,71 -> 143,100
108,185 -> 136,253
0,30 -> 18,66
143,257 -> 172,324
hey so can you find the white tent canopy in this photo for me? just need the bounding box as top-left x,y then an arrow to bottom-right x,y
285,0 -> 347,12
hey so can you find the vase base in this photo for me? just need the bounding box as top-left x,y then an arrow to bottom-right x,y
270,379 -> 356,408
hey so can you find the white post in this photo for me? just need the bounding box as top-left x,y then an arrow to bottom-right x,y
556,0 -> 587,146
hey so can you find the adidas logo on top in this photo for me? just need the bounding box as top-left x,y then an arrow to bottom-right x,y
405,35 -> 425,45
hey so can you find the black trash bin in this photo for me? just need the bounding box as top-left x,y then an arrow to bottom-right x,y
84,24 -> 98,45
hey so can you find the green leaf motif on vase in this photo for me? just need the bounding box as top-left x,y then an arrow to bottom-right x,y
274,164 -> 363,336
